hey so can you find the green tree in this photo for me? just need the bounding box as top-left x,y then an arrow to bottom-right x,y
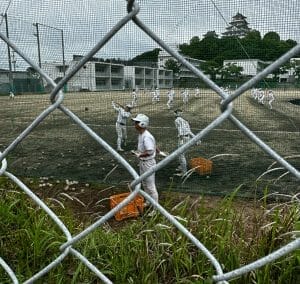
131,48 -> 160,63
201,60 -> 221,80
164,59 -> 180,76
263,31 -> 280,42
203,31 -> 219,39
220,63 -> 243,80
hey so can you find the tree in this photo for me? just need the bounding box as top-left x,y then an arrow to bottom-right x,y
164,59 -> 180,76
243,30 -> 261,41
190,36 -> 200,45
201,60 -> 220,80
263,32 -> 280,42
203,31 -> 219,39
220,63 -> 243,80
270,62 -> 289,82
131,48 -> 160,63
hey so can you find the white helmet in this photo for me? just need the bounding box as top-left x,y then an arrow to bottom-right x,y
132,113 -> 149,128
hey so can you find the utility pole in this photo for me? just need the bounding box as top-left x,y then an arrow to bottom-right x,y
61,29 -> 66,77
33,22 -> 42,68
2,13 -> 13,92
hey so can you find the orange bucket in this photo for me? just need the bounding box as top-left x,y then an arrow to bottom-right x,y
110,192 -> 144,221
189,157 -> 213,176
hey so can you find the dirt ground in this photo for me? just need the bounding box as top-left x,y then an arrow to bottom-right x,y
1,88 -> 300,201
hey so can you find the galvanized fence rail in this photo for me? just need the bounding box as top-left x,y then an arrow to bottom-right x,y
0,1 -> 299,283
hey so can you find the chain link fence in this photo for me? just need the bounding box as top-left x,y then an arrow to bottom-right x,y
1,0 -> 299,283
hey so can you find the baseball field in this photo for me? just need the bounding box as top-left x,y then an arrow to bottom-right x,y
1,87 -> 299,199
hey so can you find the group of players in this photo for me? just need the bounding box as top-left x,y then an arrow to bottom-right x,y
130,87 -> 202,109
112,95 -> 198,212
250,88 -> 275,109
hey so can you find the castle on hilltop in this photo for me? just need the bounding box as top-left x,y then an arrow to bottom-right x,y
222,12 -> 251,38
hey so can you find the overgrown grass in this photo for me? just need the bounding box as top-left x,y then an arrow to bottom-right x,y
0,177 -> 299,284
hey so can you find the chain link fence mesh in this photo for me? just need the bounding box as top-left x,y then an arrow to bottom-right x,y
0,0 -> 299,283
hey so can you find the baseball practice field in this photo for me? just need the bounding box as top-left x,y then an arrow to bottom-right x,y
1,87 -> 299,199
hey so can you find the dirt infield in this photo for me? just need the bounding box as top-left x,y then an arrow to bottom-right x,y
1,88 -> 299,199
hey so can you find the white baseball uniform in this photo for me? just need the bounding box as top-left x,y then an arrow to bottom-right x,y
132,90 -> 138,106
167,89 -> 175,109
137,130 -> 158,203
175,116 -> 195,174
112,102 -> 131,151
182,89 -> 189,104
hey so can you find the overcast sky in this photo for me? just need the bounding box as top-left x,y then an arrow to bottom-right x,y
1,0 -> 300,70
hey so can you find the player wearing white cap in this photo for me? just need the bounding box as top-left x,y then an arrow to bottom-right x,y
174,109 -> 199,176
166,88 -> 175,109
132,113 -> 159,206
112,101 -> 132,151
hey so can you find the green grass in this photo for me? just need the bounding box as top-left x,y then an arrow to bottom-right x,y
0,177 -> 299,284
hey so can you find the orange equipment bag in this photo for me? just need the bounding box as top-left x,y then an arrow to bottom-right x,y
109,192 -> 144,221
189,157 -> 213,176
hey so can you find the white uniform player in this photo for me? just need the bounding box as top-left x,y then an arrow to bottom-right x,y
112,101 -> 132,151
251,88 -> 257,99
266,89 -> 275,109
9,91 -> 15,99
132,114 -> 159,206
182,89 -> 189,104
258,89 -> 265,104
174,109 -> 198,176
131,89 -> 138,107
166,88 -> 175,109
152,88 -> 160,104
195,87 -> 200,97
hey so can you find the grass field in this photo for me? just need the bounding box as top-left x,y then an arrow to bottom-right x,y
1,88 -> 300,198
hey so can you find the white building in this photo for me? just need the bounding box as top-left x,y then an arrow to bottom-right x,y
42,57 -> 173,91
124,66 -> 156,90
43,60 -> 125,91
158,49 -> 205,82
124,65 -> 173,90
223,59 -> 271,76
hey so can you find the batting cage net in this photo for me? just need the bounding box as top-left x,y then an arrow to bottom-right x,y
0,0 -> 299,283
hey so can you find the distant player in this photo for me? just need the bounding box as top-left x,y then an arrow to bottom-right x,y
152,87 -> 160,104
251,88 -> 257,99
182,88 -> 189,104
9,91 -> 15,99
166,88 -> 175,109
195,87 -> 200,97
257,89 -> 265,105
155,87 -> 160,102
266,89 -> 275,109
132,89 -> 138,107
112,101 -> 132,151
174,109 -> 199,176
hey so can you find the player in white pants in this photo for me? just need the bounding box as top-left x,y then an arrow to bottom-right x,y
132,114 -> 159,206
257,89 -> 265,104
195,87 -> 200,97
266,89 -> 275,109
166,88 -> 175,109
112,101 -> 132,151
174,109 -> 198,176
131,89 -> 138,107
182,88 -> 189,104
9,91 -> 15,99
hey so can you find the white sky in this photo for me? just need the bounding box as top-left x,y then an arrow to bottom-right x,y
0,0 -> 300,70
